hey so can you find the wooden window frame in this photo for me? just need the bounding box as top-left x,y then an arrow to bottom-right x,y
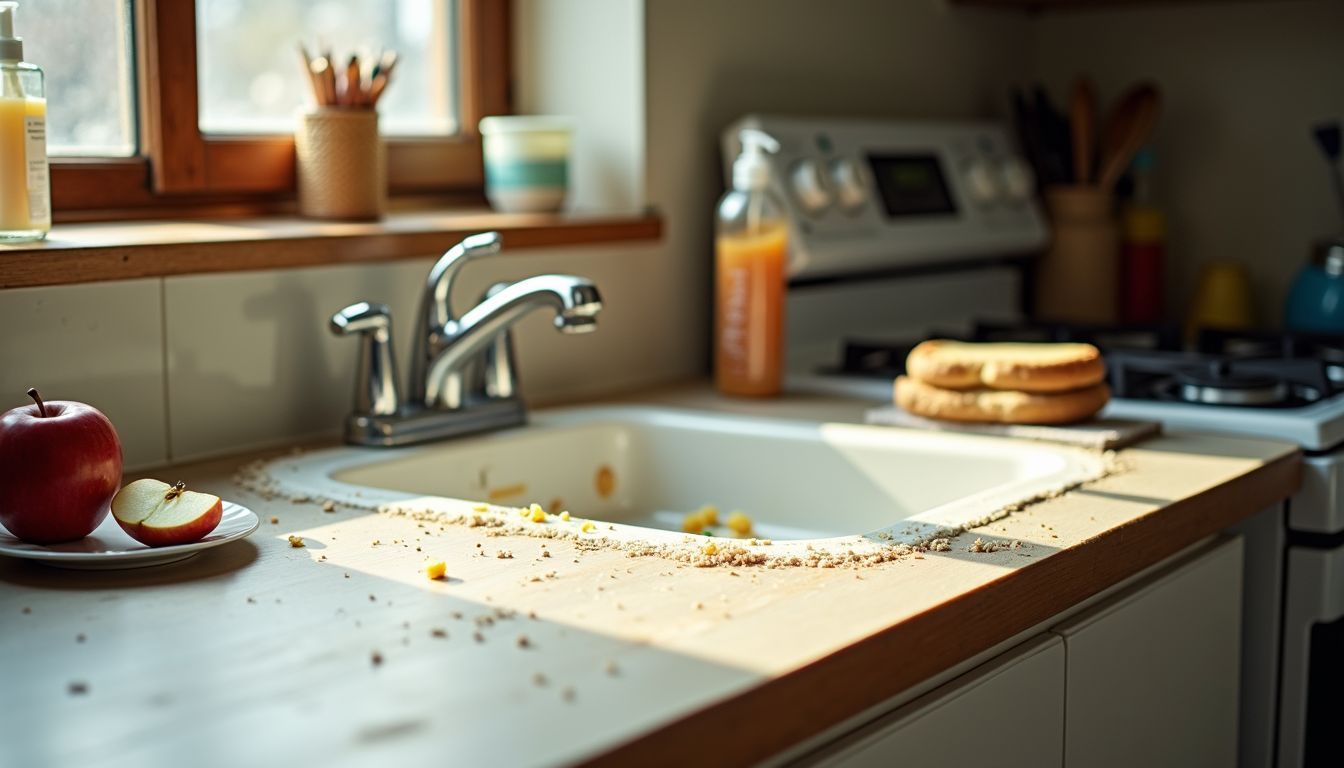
49,0 -> 509,219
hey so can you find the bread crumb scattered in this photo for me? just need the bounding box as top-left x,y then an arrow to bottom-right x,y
496,550 -> 513,559
287,535 -> 304,548
516,634 -> 531,649
21,606 -> 31,614
75,633 -> 86,643
322,500 -> 335,513
424,559 -> 447,580
67,681 -> 88,696
605,660 -> 619,676
370,651 -> 383,667
533,673 -> 548,687
430,628 -> 447,639
269,516 -> 279,525
561,686 -> 576,702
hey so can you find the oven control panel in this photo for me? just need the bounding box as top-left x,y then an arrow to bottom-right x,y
722,115 -> 1047,280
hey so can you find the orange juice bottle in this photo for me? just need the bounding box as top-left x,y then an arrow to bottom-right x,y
715,129 -> 788,397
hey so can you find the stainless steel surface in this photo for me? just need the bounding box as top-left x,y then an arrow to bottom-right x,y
410,231 -> 502,408
422,274 -> 601,408
476,282 -> 519,401
329,302 -> 401,418
1178,381 -> 1289,406
330,232 -> 603,447
342,399 -> 527,447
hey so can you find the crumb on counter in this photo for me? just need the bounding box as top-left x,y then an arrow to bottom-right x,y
287,535 -> 305,548
322,500 -> 335,513
424,559 -> 447,580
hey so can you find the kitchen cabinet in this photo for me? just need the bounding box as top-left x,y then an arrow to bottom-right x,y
806,634 -> 1066,768
1053,535 -> 1243,768
797,536 -> 1243,767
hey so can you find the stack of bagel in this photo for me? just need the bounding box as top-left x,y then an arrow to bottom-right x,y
894,340 -> 1110,425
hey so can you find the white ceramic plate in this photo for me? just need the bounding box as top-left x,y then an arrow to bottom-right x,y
0,502 -> 259,570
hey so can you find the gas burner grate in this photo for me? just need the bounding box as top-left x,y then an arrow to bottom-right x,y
1107,350 -> 1336,408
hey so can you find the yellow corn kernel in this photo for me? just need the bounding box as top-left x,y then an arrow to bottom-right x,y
518,506 -> 530,517
581,521 -> 596,533
726,511 -> 752,536
703,542 -> 718,556
681,510 -> 706,533
530,505 -> 546,523
472,504 -> 488,512
559,511 -> 571,522
424,559 -> 447,580
699,505 -> 719,526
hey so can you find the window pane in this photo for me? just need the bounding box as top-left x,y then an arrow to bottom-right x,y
18,0 -> 136,157
196,0 -> 458,137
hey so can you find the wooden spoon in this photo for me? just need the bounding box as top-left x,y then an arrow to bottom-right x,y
1070,77 -> 1097,184
1097,82 -> 1162,191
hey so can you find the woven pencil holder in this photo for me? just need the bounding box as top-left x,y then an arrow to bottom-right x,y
295,109 -> 386,220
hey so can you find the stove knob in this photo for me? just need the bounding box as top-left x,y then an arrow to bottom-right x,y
790,159 -> 832,214
1000,157 -> 1035,201
963,160 -> 1000,205
829,158 -> 867,213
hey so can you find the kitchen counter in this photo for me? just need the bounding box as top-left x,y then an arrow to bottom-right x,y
0,387 -> 1301,768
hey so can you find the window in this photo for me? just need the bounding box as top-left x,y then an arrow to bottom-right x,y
19,0 -> 135,157
196,0 -> 459,137
44,0 -> 508,218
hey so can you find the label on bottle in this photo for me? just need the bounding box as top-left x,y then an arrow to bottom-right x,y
24,115 -> 50,228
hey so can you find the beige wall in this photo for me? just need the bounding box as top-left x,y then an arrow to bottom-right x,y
1031,0 -> 1344,325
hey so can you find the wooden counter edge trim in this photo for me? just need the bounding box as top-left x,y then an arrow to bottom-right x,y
581,448 -> 1303,768
0,212 -> 663,290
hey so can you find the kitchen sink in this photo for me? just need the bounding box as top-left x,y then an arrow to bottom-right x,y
264,406 -> 1107,547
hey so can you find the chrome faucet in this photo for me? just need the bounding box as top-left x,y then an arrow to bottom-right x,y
329,231 -> 603,446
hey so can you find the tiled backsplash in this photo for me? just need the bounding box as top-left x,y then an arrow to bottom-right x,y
1,240 -> 677,471
0,279 -> 168,470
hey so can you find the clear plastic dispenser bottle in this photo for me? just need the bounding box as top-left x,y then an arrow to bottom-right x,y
0,1 -> 49,242
715,128 -> 789,397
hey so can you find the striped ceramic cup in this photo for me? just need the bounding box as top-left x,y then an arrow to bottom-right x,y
479,116 -> 572,213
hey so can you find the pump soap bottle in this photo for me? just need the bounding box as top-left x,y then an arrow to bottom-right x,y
715,128 -> 789,397
0,1 -> 49,242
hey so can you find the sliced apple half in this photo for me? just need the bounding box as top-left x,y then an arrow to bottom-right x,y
111,479 -> 223,547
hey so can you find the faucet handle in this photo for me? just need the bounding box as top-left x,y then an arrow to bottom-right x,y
330,302 -> 401,419
331,301 -> 393,336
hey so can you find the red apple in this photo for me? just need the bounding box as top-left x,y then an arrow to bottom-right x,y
0,388 -> 123,544
111,478 -> 222,547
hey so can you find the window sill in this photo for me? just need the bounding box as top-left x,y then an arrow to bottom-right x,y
0,208 -> 662,290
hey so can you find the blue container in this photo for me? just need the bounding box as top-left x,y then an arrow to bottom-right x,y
1286,239 -> 1344,333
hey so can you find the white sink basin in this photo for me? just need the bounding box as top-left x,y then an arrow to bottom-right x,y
263,406 -> 1106,548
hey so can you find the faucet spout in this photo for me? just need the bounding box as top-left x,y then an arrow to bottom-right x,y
423,274 -> 602,408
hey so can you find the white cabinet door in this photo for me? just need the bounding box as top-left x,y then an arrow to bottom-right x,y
1053,536 -> 1244,768
806,634 -> 1066,768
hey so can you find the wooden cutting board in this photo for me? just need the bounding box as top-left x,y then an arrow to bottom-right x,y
865,405 -> 1161,451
